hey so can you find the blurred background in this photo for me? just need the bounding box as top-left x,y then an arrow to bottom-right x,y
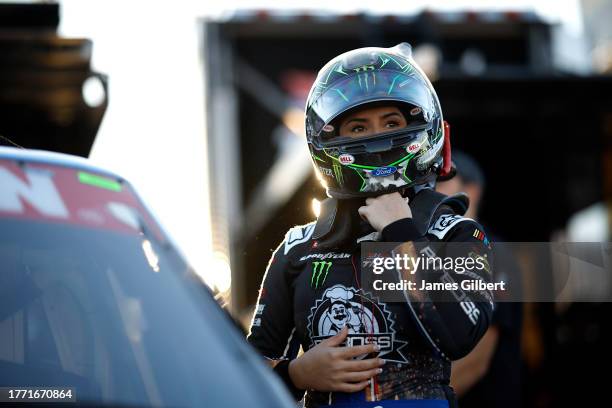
1,0 -> 611,407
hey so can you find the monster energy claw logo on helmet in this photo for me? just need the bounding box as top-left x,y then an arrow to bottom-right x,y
305,42 -> 446,199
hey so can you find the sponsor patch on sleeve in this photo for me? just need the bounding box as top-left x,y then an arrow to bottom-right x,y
427,214 -> 473,239
284,223 -> 315,255
255,304 -> 265,315
472,228 -> 490,246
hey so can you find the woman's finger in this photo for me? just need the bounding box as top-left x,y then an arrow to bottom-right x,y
340,367 -> 383,383
336,380 -> 371,393
342,357 -> 385,372
338,343 -> 378,359
357,206 -> 369,221
322,325 -> 349,347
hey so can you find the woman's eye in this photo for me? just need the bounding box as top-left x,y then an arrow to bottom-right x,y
351,125 -> 366,133
385,121 -> 400,129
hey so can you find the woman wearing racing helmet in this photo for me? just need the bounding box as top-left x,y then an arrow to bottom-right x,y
248,43 -> 494,408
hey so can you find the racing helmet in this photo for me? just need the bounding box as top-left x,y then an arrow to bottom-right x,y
305,43 -> 451,199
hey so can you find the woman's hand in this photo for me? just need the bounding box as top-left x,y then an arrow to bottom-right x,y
358,192 -> 413,232
288,326 -> 385,392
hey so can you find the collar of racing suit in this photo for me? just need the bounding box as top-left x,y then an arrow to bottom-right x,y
312,188 -> 470,243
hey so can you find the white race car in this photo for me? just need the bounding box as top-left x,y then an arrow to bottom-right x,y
0,146 -> 293,408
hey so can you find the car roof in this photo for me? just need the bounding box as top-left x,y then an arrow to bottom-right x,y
0,146 -> 123,180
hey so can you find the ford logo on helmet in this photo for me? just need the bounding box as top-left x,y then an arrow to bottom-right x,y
370,166 -> 397,177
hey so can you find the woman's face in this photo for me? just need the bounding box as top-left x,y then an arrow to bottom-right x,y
338,105 -> 408,138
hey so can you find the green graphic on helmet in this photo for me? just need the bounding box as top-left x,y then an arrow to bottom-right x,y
311,153 -> 325,163
332,162 -> 344,186
305,43 -> 445,199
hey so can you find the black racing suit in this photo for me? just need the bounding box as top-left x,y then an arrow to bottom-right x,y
247,190 -> 494,407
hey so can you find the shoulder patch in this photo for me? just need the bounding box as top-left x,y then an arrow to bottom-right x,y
284,223 -> 315,255
427,214 -> 474,239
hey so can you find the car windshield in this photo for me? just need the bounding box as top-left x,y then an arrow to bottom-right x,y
0,217 -> 238,406
0,159 -> 281,407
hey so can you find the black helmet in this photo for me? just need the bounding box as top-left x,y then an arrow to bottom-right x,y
305,43 -> 450,199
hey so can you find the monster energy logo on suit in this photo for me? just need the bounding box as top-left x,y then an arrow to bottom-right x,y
311,261 -> 333,288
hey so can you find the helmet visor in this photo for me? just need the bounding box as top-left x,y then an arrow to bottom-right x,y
307,69 -> 435,144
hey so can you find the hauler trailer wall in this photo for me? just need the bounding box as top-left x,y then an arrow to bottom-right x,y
202,10 -> 612,312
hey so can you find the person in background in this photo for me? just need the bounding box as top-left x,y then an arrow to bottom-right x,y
437,151 -> 523,408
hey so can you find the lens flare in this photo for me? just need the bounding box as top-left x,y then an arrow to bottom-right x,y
312,198 -> 321,217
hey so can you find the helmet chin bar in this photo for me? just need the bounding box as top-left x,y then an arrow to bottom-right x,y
325,167 -> 439,200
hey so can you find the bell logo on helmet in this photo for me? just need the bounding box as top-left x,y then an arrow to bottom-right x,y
338,154 -> 355,165
410,107 -> 422,116
406,141 -> 422,154
370,166 -> 397,177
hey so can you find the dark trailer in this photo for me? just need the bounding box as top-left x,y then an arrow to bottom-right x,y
202,9 -> 612,408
